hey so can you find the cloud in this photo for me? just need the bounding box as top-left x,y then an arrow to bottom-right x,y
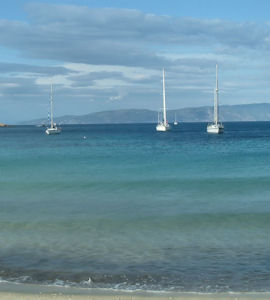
68,71 -> 124,88
109,94 -> 124,102
0,62 -> 71,75
0,3 -> 269,68
1,3 -> 270,123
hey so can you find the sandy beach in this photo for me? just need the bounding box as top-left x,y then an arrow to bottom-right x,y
1,283 -> 270,300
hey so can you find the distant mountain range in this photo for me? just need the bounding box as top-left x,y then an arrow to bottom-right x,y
22,103 -> 270,125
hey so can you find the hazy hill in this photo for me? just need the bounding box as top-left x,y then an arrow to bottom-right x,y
22,103 -> 270,125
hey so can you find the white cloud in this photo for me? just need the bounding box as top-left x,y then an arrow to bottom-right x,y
1,3 -> 270,122
36,75 -> 71,86
109,94 -> 124,102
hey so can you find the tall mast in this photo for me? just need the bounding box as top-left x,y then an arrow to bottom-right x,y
50,82 -> 54,128
214,64 -> 219,125
162,68 -> 167,124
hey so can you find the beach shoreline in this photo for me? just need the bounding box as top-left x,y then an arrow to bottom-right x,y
1,283 -> 270,300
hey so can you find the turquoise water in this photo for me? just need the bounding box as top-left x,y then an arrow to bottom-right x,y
0,123 -> 270,292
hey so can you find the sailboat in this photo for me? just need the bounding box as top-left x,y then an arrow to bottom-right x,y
173,113 -> 178,126
45,83 -> 61,135
207,64 -> 224,134
156,69 -> 170,132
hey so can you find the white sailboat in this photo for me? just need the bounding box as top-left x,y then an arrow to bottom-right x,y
173,113 -> 178,126
45,83 -> 61,135
207,64 -> 224,134
156,69 -> 170,132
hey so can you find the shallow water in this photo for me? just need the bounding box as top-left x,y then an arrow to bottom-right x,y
0,122 -> 270,292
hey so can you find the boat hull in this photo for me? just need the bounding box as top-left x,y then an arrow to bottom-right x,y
207,123 -> 224,134
45,127 -> 61,135
156,123 -> 170,132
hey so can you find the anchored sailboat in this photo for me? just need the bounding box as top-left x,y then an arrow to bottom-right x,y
156,69 -> 170,132
207,64 -> 224,134
174,113 -> 178,126
45,83 -> 61,135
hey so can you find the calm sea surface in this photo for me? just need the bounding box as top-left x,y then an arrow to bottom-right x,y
0,122 -> 270,292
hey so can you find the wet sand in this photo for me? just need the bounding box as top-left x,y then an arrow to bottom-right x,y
1,283 -> 270,300
2,292 -> 270,299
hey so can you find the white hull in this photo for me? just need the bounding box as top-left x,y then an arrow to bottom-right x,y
207,123 -> 224,134
173,121 -> 178,125
156,123 -> 170,132
46,127 -> 61,135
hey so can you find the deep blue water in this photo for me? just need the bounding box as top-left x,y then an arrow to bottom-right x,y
0,122 -> 270,292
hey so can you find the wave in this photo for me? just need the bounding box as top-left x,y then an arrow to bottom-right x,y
1,268 -> 270,293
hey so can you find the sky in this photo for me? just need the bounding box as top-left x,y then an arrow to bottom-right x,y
1,0 -> 270,123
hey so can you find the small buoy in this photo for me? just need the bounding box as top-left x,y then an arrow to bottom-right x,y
83,136 -> 87,140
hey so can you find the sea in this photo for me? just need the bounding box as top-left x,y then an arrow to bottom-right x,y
0,122 -> 270,293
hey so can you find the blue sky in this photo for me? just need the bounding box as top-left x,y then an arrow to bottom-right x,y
1,0 -> 270,123
2,0 -> 270,21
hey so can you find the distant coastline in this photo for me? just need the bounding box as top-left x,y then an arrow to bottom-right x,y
20,103 -> 270,125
